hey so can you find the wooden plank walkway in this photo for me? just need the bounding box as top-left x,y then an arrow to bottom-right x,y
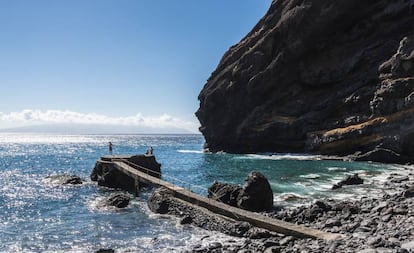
107,158 -> 343,241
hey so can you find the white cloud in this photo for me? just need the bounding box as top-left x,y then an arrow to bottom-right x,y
0,109 -> 200,133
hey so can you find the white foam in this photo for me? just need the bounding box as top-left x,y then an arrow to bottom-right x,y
299,173 -> 321,179
177,149 -> 204,154
241,153 -> 322,161
327,167 -> 347,171
275,192 -> 307,202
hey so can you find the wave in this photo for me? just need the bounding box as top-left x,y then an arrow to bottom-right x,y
274,192 -> 307,202
327,167 -> 347,171
299,173 -> 321,179
241,153 -> 322,161
177,149 -> 204,154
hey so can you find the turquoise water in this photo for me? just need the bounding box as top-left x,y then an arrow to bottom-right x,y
0,133 -> 409,252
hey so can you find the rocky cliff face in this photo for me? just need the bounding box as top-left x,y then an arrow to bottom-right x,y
196,0 -> 414,163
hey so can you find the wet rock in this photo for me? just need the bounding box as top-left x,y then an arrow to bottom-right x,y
147,187 -> 173,214
105,193 -> 130,208
208,181 -> 241,207
367,236 -> 383,246
403,186 -> 414,198
332,174 -> 364,189
91,155 -> 161,193
314,200 -> 332,212
95,249 -> 115,253
127,155 -> 161,178
279,236 -> 295,246
208,171 -> 273,212
180,216 -> 193,225
381,214 -> 392,222
63,175 -> 83,185
355,148 -> 402,164
324,218 -> 342,228
230,221 -> 252,237
237,171 -> 273,212
391,176 -> 409,184
264,246 -> 281,253
46,174 -> 83,185
371,201 -> 388,213
245,227 -> 272,239
208,242 -> 222,250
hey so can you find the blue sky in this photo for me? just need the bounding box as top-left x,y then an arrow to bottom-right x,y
0,0 -> 271,133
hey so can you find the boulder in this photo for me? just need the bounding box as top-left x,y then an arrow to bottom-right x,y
332,174 -> 364,189
128,155 -> 161,178
237,171 -> 274,212
105,193 -> 130,208
403,186 -> 414,198
90,154 -> 161,193
147,187 -> 173,214
208,171 -> 273,212
95,249 -> 114,253
208,181 -> 242,207
46,174 -> 83,185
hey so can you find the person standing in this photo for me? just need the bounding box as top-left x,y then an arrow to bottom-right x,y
109,142 -> 113,155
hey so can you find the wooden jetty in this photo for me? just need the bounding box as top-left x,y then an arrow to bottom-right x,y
97,155 -> 343,241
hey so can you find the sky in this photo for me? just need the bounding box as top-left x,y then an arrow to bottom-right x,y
0,0 -> 272,133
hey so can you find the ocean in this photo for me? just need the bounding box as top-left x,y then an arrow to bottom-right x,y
0,133 -> 411,252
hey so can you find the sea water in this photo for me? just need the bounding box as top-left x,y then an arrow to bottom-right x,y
0,133 -> 411,252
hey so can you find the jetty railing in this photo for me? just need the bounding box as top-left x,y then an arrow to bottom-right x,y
117,158 -> 214,196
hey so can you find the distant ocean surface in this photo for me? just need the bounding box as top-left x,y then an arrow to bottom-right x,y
0,133 -> 411,252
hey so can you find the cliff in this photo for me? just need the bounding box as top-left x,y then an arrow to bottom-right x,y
196,0 -> 414,163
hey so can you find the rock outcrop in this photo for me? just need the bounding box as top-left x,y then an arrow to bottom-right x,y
332,173 -> 364,189
46,174 -> 83,185
208,171 -> 273,212
104,193 -> 130,208
90,155 -> 161,193
196,0 -> 414,163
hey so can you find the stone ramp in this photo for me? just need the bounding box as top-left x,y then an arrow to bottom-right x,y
109,158 -> 343,241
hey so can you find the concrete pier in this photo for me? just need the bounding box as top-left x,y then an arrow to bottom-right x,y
94,155 -> 343,241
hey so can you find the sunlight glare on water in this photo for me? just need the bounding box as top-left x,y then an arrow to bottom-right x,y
0,133 -> 410,252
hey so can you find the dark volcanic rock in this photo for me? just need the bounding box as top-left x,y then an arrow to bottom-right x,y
332,173 -> 364,189
147,187 -> 173,214
46,174 -> 83,185
208,181 -> 242,207
238,171 -> 274,212
147,187 -> 273,238
403,186 -> 414,198
95,249 -> 114,253
208,171 -> 273,212
90,155 -> 161,193
105,193 -> 130,208
196,0 -> 414,164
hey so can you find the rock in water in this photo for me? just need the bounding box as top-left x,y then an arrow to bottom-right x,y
147,187 -> 173,214
332,174 -> 364,189
46,174 -> 83,185
208,181 -> 242,207
95,249 -> 115,253
105,193 -> 130,208
195,0 -> 414,164
208,172 -> 273,212
238,171 -> 273,212
90,154 -> 161,193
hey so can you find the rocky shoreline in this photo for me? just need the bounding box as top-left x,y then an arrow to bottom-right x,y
171,168 -> 414,253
